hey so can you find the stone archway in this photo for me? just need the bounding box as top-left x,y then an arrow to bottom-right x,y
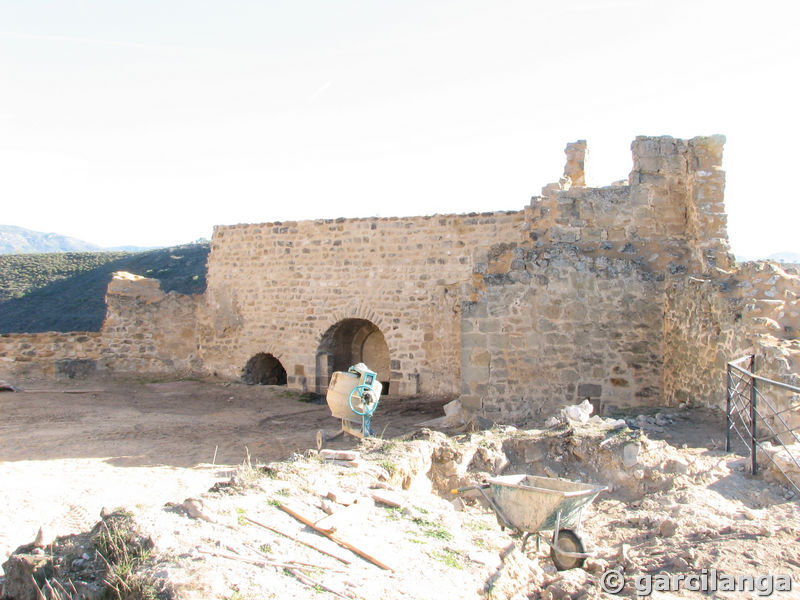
316,319 -> 391,394
241,353 -> 287,385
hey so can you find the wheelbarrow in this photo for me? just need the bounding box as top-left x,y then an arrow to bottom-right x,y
453,474 -> 607,570
316,363 -> 383,450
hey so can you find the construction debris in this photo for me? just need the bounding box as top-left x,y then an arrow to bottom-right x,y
278,502 -> 395,572
3,398 -> 800,600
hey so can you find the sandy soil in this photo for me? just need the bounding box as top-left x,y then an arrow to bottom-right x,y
2,378 -> 799,600
0,377 -> 445,563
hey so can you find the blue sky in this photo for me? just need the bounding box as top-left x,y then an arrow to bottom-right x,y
0,0 -> 798,259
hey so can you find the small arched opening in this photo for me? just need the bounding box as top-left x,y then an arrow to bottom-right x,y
316,318 -> 391,394
241,353 -> 287,385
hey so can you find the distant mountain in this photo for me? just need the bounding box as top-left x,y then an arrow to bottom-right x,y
0,225 -> 152,254
767,251 -> 800,264
0,225 -> 101,254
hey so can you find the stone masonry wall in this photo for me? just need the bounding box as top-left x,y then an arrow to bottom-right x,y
0,272 -> 200,380
662,262 -> 800,409
459,135 -> 737,421
101,272 -> 201,375
460,245 -> 666,422
3,134 -> 796,430
0,332 -> 103,379
662,275 -> 749,408
530,135 -> 732,275
198,212 -> 527,397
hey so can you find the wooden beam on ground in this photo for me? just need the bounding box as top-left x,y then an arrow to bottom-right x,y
278,502 -> 395,572
243,516 -> 351,565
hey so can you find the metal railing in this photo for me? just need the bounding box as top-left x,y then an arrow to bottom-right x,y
726,355 -> 800,495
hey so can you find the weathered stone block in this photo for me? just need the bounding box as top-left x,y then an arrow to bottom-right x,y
54,359 -> 96,379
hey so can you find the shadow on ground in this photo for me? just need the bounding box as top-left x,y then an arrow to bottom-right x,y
0,377 -> 448,468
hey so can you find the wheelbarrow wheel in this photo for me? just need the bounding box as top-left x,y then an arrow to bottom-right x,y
316,429 -> 326,451
550,529 -> 585,571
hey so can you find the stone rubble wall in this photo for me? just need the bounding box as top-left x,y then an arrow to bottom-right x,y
662,275 -> 749,408
102,273 -> 201,375
662,260 -> 800,449
0,332 -> 104,379
460,244 -> 665,421
529,135 -> 732,274
461,135 -> 738,420
737,261 -> 800,340
0,272 -> 200,380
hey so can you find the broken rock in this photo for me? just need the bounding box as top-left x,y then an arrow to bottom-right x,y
182,498 -> 215,523
561,399 -> 594,424
33,525 -> 53,548
658,518 -> 679,537
622,443 -> 641,468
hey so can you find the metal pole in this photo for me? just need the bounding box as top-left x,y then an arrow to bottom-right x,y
726,364 -> 732,452
750,357 -> 758,475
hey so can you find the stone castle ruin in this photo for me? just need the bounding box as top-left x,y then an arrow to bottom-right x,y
2,135 -> 799,424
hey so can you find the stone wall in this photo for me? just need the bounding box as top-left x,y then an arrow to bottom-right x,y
662,261 -> 800,408
0,332 -> 103,379
459,135 -> 738,420
662,275 -> 749,408
102,272 -> 201,375
460,245 -> 665,421
1,134 -> 797,429
198,212 -> 527,396
0,272 -> 200,380
530,135 -> 731,274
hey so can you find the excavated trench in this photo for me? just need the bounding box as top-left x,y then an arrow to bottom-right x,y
370,424 -> 691,505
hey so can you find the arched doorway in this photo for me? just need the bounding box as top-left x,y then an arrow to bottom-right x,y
316,319 -> 391,394
241,353 -> 287,385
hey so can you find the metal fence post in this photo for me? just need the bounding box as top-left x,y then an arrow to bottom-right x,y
750,364 -> 758,475
726,363 -> 732,452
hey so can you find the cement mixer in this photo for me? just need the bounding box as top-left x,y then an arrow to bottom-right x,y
316,363 -> 382,450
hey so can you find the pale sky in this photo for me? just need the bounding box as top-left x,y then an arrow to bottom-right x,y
1,0 -> 798,259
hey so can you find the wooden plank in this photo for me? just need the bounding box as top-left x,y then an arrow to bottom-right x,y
326,489 -> 357,505
320,449 -> 359,461
244,516 -> 351,564
19,389 -> 106,394
371,490 -> 403,508
278,502 -> 395,571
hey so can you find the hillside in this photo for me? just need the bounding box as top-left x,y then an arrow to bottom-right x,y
0,243 -> 209,333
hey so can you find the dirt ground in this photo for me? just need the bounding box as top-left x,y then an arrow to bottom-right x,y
2,378 -> 799,599
0,376 -> 446,564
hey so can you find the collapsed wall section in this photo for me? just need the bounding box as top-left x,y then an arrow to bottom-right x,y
0,272 -> 201,380
530,135 -> 731,274
463,135 -> 735,421
663,262 -> 800,408
101,272 -> 201,374
198,212 -> 527,397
